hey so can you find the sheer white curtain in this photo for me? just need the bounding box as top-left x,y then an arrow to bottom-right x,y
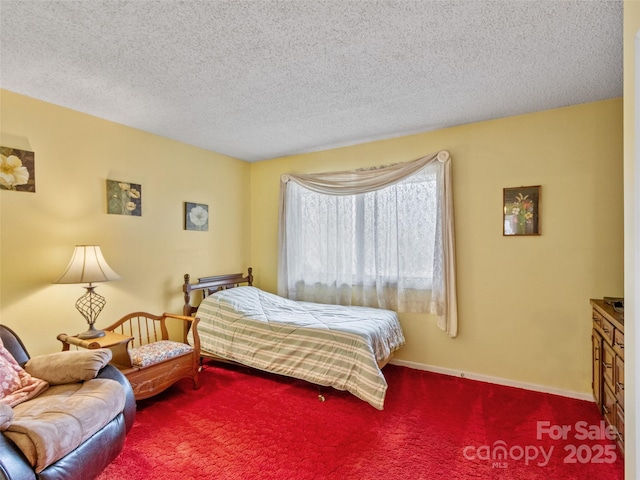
278,151 -> 458,337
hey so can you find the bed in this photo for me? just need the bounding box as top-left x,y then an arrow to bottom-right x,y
182,269 -> 405,410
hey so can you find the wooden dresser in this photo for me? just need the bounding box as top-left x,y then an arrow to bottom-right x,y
590,299 -> 624,454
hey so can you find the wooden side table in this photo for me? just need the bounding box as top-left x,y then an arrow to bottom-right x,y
57,331 -> 134,369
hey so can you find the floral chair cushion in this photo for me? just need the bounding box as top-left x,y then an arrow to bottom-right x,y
129,341 -> 194,368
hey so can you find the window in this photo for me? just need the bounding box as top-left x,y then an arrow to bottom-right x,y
278,151 -> 458,336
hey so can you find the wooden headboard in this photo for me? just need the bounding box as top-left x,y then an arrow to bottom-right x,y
182,267 -> 253,316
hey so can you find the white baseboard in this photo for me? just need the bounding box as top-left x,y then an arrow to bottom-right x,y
389,359 -> 595,402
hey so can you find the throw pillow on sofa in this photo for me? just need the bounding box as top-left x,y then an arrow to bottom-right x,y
24,349 -> 112,385
0,339 -> 48,408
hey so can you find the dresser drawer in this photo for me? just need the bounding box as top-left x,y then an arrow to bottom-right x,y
615,355 -> 624,407
602,341 -> 615,389
592,309 -> 604,330
613,329 -> 624,357
602,383 -> 617,428
593,310 -> 615,344
601,318 -> 615,344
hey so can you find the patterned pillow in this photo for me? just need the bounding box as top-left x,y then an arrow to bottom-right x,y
129,341 -> 193,368
0,351 -> 22,398
0,339 -> 48,407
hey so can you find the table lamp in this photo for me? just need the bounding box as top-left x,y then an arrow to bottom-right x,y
54,245 -> 121,339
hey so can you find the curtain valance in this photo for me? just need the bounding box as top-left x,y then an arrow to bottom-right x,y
280,150 -> 450,196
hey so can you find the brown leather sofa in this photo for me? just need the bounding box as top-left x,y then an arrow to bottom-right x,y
0,325 -> 136,480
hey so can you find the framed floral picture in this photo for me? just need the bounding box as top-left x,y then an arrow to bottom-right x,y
185,202 -> 209,231
107,180 -> 142,216
0,146 -> 35,192
503,185 -> 540,236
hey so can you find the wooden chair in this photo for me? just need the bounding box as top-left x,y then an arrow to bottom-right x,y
102,312 -> 201,401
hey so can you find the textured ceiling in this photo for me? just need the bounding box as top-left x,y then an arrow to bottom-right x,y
0,1 -> 623,162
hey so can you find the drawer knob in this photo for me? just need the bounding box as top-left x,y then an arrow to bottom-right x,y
602,361 -> 612,369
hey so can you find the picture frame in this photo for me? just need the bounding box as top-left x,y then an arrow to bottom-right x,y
185,202 -> 209,231
0,146 -> 36,192
107,180 -> 142,216
503,185 -> 540,236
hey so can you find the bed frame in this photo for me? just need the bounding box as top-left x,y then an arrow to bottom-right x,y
182,268 -> 254,365
183,267 -> 253,316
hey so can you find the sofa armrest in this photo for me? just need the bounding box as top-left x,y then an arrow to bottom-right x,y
0,435 -> 35,480
0,366 -> 134,480
96,365 -> 136,433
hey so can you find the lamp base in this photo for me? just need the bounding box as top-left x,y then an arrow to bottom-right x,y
75,285 -> 107,339
77,325 -> 106,339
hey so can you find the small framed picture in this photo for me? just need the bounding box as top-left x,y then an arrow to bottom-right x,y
503,185 -> 540,236
107,180 -> 142,216
185,202 -> 209,231
0,146 -> 36,192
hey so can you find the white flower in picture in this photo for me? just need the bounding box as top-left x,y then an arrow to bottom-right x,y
186,203 -> 209,231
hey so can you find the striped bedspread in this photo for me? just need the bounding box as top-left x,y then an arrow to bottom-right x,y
189,286 -> 405,409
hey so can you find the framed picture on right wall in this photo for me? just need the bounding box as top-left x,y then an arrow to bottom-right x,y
503,185 -> 541,236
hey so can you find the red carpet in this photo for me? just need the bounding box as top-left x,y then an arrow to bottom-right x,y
98,362 -> 624,480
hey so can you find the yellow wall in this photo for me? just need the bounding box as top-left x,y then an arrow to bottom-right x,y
251,98 -> 624,396
623,2 -> 639,478
0,89 -> 251,356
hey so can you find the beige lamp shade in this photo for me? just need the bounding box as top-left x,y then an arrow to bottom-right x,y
54,245 -> 121,284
